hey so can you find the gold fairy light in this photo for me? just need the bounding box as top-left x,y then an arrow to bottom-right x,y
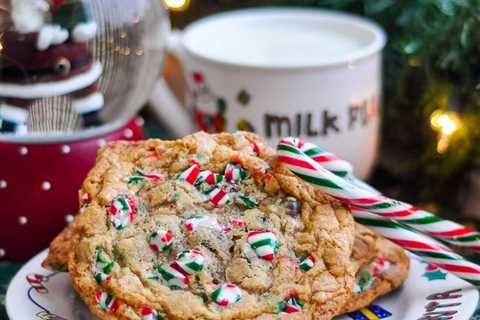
163,0 -> 191,11
430,110 -> 461,153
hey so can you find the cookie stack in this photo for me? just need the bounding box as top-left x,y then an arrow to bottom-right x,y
43,132 -> 409,320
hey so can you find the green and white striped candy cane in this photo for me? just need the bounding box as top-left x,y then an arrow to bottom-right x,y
277,137 -> 480,252
299,140 -> 380,195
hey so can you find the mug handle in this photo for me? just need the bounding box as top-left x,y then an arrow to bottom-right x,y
149,30 -> 196,137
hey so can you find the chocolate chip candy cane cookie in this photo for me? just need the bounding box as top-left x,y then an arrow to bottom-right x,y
53,132 -> 356,320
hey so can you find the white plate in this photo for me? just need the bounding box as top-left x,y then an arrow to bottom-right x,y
6,250 -> 480,320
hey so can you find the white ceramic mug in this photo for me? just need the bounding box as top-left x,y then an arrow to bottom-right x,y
150,8 -> 386,178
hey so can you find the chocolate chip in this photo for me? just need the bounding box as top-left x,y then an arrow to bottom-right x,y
285,197 -> 301,217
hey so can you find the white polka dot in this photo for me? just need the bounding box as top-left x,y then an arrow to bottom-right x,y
97,139 -> 107,147
0,248 -> 5,258
0,180 -> 7,189
65,214 -> 75,224
19,146 -> 28,155
61,145 -> 71,154
135,116 -> 145,127
18,216 -> 28,225
123,128 -> 134,138
42,181 -> 51,191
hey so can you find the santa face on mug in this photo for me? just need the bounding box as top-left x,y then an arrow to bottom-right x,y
0,0 -> 103,134
190,71 -> 227,133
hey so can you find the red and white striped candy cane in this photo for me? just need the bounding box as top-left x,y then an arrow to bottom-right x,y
277,137 -> 480,251
352,207 -> 480,286
298,140 -> 380,195
277,137 -> 480,285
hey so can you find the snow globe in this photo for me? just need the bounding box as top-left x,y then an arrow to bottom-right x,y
0,0 -> 169,260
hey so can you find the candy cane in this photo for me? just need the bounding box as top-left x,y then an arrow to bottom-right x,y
298,141 -> 380,195
277,137 -> 480,286
353,207 -> 480,286
277,137 -> 480,251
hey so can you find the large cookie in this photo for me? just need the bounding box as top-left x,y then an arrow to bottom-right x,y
340,224 -> 410,314
49,132 -> 356,320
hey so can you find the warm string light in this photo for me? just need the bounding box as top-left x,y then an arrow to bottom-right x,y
430,110 -> 461,153
163,0 -> 191,11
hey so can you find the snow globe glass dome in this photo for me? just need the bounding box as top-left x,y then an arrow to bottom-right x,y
0,0 -> 169,261
0,0 -> 169,139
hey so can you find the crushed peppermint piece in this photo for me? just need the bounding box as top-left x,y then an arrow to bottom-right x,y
298,255 -> 315,272
279,295 -> 302,314
95,290 -> 120,313
94,247 -> 116,283
128,168 -> 162,184
204,187 -> 231,207
195,170 -> 224,185
185,215 -> 222,232
109,195 -> 137,230
224,163 -> 249,183
148,229 -> 174,252
236,194 -> 257,208
155,250 -> 204,289
247,230 -> 279,261
138,307 -> 164,320
178,164 -> 201,185
210,283 -> 242,306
